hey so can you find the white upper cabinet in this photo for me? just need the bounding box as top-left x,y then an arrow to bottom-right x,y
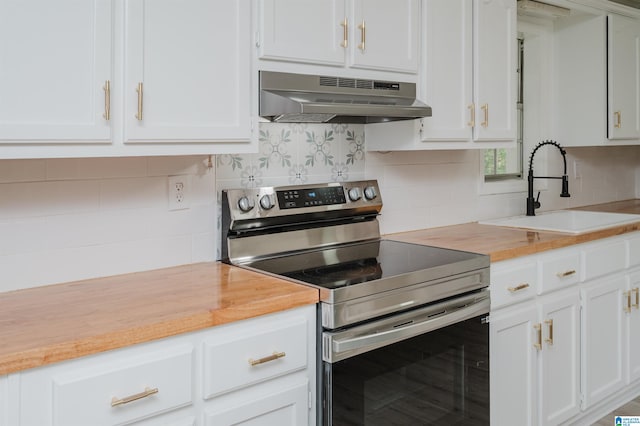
348,0 -> 419,73
554,12 -> 640,146
0,0 -> 254,159
0,0 -> 112,144
258,0 -> 346,66
258,0 -> 420,74
608,13 -> 640,140
366,0 -> 516,150
473,0 -> 517,142
124,0 -> 252,145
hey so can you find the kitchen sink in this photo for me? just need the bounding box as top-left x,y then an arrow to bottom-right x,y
479,210 -> 640,234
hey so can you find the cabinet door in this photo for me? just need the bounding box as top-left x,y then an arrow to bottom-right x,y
539,291 -> 580,425
0,0 -> 112,143
627,273 -> 640,383
421,0 -> 473,142
259,0 -> 346,66
473,0 -> 517,142
490,305 -> 538,426
581,277 -> 626,408
349,0 -> 419,73
203,381 -> 309,426
608,13 -> 640,140
124,0 -> 251,143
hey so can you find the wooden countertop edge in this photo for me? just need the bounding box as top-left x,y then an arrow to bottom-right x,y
0,290 -> 318,375
488,222 -> 640,262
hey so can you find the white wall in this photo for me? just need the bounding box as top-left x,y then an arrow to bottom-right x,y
1,126 -> 638,291
0,156 -> 216,292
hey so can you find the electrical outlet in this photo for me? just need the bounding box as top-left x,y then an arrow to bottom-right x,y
168,175 -> 190,210
573,160 -> 582,180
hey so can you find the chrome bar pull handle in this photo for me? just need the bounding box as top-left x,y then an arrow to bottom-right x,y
545,319 -> 553,346
481,103 -> 489,127
249,351 -> 286,367
111,387 -> 158,407
534,323 -> 542,350
468,104 -> 475,127
341,18 -> 348,48
358,20 -> 365,51
135,82 -> 144,121
103,80 -> 111,121
507,283 -> 529,293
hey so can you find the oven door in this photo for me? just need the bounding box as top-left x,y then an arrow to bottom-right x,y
322,291 -> 490,426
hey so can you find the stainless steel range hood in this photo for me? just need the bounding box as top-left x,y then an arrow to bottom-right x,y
259,71 -> 432,124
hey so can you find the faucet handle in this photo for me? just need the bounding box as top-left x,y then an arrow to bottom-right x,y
535,191 -> 541,209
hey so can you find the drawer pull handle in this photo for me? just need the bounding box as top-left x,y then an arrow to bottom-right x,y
507,283 -> 530,293
556,270 -> 576,278
625,291 -> 632,313
249,351 -> 286,367
481,103 -> 489,127
468,103 -> 475,127
111,387 -> 158,407
545,319 -> 554,346
533,323 -> 542,351
633,288 -> 640,310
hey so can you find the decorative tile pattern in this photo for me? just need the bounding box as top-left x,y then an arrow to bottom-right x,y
216,123 -> 366,190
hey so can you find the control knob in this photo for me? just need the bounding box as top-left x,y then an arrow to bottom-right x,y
347,187 -> 362,201
364,186 -> 378,201
259,194 -> 274,210
237,196 -> 255,212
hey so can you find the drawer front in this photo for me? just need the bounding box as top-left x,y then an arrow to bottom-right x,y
582,239 -> 627,281
203,314 -> 308,399
53,345 -> 193,426
538,250 -> 581,294
491,261 -> 537,309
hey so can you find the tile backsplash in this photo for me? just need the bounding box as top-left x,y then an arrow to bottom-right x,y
216,123 -> 365,189
1,123 -> 639,291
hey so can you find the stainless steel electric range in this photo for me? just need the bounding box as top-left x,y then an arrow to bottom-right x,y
222,180 -> 491,425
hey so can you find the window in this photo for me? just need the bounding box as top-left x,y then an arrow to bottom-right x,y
483,38 -> 524,182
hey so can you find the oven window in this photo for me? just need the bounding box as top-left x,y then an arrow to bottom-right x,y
324,315 -> 489,425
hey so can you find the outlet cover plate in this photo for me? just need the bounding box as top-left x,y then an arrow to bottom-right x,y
168,175 -> 190,210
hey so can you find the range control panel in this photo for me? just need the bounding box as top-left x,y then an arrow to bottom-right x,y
222,180 -> 382,223
277,186 -> 346,209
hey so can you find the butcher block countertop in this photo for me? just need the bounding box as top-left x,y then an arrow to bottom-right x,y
387,199 -> 640,262
3,200 -> 640,376
0,262 -> 319,375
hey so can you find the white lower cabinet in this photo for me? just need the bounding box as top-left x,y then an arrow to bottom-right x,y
491,289 -> 580,426
6,305 -> 316,426
491,233 -> 640,425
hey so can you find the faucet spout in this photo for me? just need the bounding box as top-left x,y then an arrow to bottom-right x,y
526,140 -> 570,216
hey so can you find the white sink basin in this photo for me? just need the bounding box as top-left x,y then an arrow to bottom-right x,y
479,210 -> 640,234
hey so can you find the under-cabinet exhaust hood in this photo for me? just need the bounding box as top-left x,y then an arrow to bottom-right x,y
259,71 -> 432,124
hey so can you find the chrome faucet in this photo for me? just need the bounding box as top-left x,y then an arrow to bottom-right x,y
526,140 -> 570,216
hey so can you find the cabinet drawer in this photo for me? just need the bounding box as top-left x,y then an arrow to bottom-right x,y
582,239 -> 627,281
490,261 -> 537,309
52,345 -> 193,426
203,314 -> 308,399
538,249 -> 580,294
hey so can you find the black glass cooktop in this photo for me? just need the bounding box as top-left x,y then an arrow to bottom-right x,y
245,239 -> 486,290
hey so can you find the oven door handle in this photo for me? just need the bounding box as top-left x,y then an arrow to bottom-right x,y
324,295 -> 490,363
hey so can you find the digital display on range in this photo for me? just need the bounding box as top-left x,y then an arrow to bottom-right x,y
277,186 -> 346,209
